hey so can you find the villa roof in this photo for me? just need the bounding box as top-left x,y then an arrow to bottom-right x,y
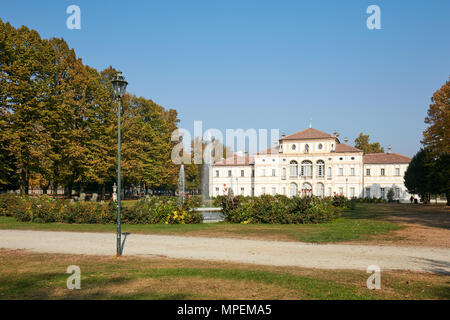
256,147 -> 279,155
214,154 -> 254,166
335,144 -> 363,153
280,128 -> 336,141
363,153 -> 411,164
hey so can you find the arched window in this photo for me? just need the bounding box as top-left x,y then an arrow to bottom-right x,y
316,183 -> 324,197
302,183 -> 312,197
290,183 -> 298,197
305,144 -> 310,153
316,160 -> 325,177
289,161 -> 298,177
301,160 -> 312,177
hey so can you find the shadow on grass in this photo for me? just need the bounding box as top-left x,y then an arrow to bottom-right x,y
343,204 -> 450,230
413,258 -> 450,276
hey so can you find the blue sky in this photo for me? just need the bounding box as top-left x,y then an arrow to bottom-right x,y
1,0 -> 449,156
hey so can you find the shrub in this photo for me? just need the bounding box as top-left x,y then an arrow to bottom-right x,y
0,194 -> 202,225
221,195 -> 340,224
387,189 -> 395,202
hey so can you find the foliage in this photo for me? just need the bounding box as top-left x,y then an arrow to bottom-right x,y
355,197 -> 387,204
420,79 -> 450,205
0,194 -> 202,224
386,189 -> 395,202
404,148 -> 433,203
354,133 -> 384,154
219,195 -> 341,224
404,148 -> 450,205
422,79 -> 450,156
0,19 -> 180,195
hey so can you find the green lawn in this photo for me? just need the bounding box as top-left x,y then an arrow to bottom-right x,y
0,204 -> 401,243
1,250 -> 448,300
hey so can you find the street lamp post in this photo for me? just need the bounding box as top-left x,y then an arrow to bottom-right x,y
111,72 -> 128,257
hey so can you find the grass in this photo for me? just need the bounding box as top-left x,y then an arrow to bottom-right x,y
0,204 -> 402,243
1,249 -> 448,300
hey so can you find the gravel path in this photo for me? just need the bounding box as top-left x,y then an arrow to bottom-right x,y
1,230 -> 449,274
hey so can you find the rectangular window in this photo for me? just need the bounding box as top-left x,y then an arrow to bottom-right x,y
328,167 -> 332,178
261,187 -> 266,194
272,169 -> 276,177
395,168 -> 400,176
241,170 -> 244,177
381,188 -> 385,198
381,168 -> 385,176
366,169 -> 371,176
350,187 -> 355,197
261,169 -> 265,177
339,168 -> 343,176
228,170 -> 232,177
328,187 -> 332,197
350,168 -> 355,176
395,188 -> 400,198
365,187 -> 371,198
272,187 -> 276,195
240,187 -> 244,195
216,170 -> 219,177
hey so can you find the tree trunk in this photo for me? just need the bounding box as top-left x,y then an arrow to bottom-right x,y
101,184 -> 106,200
52,181 -> 58,197
19,165 -> 27,195
65,183 -> 74,199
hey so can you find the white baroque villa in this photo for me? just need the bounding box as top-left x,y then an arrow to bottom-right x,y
209,128 -> 412,202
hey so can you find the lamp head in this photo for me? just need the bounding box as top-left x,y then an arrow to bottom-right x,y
111,71 -> 128,99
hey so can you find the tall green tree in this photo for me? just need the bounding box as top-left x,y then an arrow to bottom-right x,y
354,133 -> 385,154
0,20 -> 55,194
422,79 -> 450,156
404,149 -> 432,203
0,20 -> 182,196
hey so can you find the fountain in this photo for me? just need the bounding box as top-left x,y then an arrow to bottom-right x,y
192,143 -> 224,223
178,164 -> 186,205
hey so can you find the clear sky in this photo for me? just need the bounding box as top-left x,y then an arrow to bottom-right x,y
1,0 -> 449,156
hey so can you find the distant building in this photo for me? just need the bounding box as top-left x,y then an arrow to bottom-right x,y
209,128 -> 411,202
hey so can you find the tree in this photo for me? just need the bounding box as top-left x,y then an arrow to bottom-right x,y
354,133 -> 384,154
427,153 -> 450,205
0,20 -> 55,194
0,20 -> 183,196
404,149 -> 432,203
422,79 -> 450,156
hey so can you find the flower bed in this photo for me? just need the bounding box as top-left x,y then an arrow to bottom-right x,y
0,194 -> 202,225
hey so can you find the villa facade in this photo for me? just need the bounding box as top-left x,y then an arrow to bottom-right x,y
209,128 -> 412,202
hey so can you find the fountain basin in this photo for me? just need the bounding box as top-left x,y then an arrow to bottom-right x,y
194,207 -> 224,223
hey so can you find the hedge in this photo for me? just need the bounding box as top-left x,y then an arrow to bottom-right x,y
0,194 -> 202,224
219,195 -> 346,224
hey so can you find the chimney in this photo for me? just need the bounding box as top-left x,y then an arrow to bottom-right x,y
387,145 -> 392,154
344,137 -> 349,144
